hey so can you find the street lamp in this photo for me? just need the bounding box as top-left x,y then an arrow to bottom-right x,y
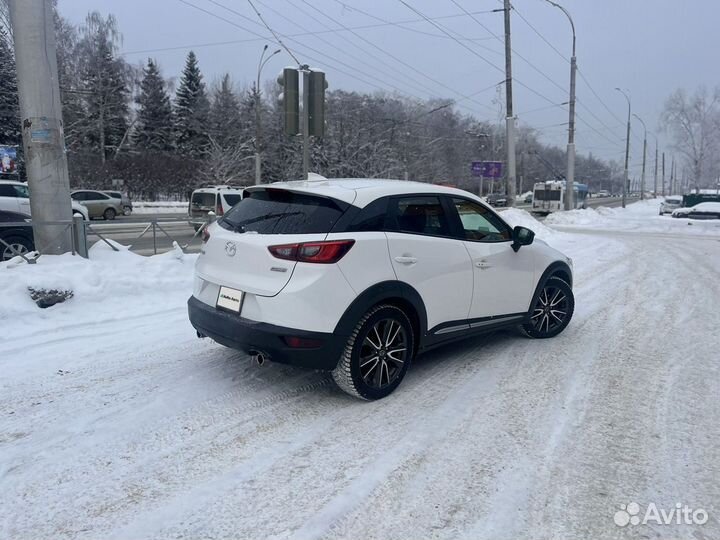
632,113 -> 647,200
255,45 -> 281,185
615,87 -> 631,208
546,1 -> 576,211
648,132 -> 659,197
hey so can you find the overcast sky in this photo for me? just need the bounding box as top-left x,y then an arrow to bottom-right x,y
58,0 -> 719,172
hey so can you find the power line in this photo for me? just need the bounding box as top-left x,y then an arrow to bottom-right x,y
511,3 -> 569,64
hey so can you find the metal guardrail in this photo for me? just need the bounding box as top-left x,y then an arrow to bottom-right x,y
1,215 -> 212,262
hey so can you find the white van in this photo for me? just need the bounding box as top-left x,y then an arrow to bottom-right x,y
188,185 -> 245,230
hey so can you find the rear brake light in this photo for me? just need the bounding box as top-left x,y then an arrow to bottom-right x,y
216,202 -> 224,216
268,239 -> 355,264
201,227 -> 210,243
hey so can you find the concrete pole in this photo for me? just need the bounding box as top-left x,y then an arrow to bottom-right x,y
615,88 -> 631,208
653,139 -> 658,197
503,0 -> 516,206
301,66 -> 310,180
633,114 -> 647,200
661,152 -> 665,196
546,1 -> 576,212
9,0 -> 73,254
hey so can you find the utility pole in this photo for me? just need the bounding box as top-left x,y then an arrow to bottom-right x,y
503,0 -> 516,206
653,137 -> 658,197
9,0 -> 73,255
633,114 -> 646,200
255,45 -> 281,185
615,88 -> 631,208
546,1 -> 576,211
670,157 -> 675,195
661,152 -> 665,196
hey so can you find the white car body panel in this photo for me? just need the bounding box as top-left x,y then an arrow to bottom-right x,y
385,231 -> 473,330
0,179 -> 88,220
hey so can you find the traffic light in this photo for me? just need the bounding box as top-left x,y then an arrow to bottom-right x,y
277,68 -> 299,136
308,70 -> 327,138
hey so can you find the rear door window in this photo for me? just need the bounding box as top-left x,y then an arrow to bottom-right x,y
387,196 -> 451,237
222,193 -> 242,207
221,189 -> 347,234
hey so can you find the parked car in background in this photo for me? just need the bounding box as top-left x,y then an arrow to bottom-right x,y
486,192 -> 508,207
0,210 -> 33,261
71,190 -> 124,220
103,191 -> 133,215
188,185 -> 245,230
188,178 -> 575,400
672,202 -> 720,220
659,196 -> 683,215
596,190 -> 611,198
0,179 -> 88,220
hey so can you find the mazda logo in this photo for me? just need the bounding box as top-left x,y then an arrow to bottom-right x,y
225,241 -> 236,257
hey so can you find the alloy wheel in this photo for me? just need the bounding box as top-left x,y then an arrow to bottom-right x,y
359,318 -> 408,389
530,285 -> 569,334
2,242 -> 29,261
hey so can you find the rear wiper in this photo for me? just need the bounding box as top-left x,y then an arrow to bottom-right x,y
226,211 -> 303,233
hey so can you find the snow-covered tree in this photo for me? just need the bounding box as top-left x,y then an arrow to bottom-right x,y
77,12 -> 130,162
134,58 -> 173,151
0,26 -> 20,147
174,51 -> 210,157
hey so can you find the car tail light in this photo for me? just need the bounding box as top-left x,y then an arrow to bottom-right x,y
216,202 -> 224,216
283,336 -> 323,348
201,227 -> 210,243
268,239 -> 355,264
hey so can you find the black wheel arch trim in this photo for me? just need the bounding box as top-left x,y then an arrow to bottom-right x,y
333,280 -> 428,339
526,261 -> 573,319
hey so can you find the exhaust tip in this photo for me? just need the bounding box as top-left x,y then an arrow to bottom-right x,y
250,351 -> 267,366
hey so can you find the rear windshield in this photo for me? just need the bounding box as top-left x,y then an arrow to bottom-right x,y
667,198 -> 682,204
222,193 -> 242,206
191,192 -> 216,208
220,189 -> 346,234
534,189 -> 561,201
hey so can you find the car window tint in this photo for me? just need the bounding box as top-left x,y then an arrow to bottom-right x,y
221,189 -> 346,234
0,185 -> 17,197
222,193 -> 242,206
390,196 -> 450,236
452,198 -> 511,242
348,197 -> 388,232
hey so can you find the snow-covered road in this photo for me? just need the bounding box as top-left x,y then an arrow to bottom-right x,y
2,204 -> 719,540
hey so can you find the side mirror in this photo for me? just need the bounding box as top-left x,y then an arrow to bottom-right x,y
511,225 -> 535,252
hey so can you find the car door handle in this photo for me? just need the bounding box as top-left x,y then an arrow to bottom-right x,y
394,256 -> 417,265
475,260 -> 492,269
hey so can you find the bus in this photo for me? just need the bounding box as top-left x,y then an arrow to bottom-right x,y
532,180 -> 588,214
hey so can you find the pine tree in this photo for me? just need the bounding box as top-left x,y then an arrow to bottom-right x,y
209,73 -> 243,149
0,27 -> 20,147
174,51 -> 210,156
134,58 -> 173,151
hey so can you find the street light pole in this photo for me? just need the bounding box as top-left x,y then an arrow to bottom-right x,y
633,114 -> 647,200
650,133 -> 658,197
255,45 -> 281,185
502,0 -> 516,206
615,88 -> 631,208
546,1 -> 576,212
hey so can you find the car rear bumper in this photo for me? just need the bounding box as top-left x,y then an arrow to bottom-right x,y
187,296 -> 344,370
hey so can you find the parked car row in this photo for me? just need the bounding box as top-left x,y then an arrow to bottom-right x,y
671,202 -> 720,220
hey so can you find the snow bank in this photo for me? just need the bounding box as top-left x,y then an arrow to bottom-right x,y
0,240 -> 196,325
499,207 -> 563,242
132,201 -> 188,214
545,198 -> 720,236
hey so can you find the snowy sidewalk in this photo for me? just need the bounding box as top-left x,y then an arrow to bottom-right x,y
1,206 -> 719,540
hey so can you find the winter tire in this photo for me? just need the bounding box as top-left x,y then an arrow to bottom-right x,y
104,208 -> 116,221
332,304 -> 414,400
522,276 -> 574,339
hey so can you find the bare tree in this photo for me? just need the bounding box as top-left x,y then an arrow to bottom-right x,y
661,86 -> 720,187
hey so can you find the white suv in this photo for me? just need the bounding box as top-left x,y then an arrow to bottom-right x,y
659,196 -> 683,215
0,180 -> 89,220
188,178 -> 575,400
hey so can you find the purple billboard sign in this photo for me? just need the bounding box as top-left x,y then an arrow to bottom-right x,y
471,161 -> 504,178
